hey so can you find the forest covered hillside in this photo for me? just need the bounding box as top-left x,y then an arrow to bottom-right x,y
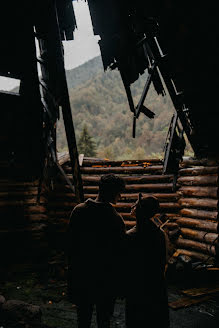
57,56 -> 176,160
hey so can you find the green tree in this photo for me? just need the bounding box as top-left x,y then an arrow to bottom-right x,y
78,125 -> 97,157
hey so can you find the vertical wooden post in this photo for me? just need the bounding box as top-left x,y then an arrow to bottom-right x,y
35,0 -> 84,203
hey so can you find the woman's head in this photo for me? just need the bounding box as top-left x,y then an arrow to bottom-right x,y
131,193 -> 160,223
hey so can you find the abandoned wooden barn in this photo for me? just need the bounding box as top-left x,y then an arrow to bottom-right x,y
0,0 -> 219,325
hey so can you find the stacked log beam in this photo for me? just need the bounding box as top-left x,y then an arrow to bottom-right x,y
174,159 -> 219,263
48,156 -> 219,265
47,158 -> 179,246
0,179 -> 48,269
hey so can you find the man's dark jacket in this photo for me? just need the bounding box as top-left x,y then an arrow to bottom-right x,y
67,198 -> 126,304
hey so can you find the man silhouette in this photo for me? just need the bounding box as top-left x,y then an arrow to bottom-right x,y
67,174 -> 126,328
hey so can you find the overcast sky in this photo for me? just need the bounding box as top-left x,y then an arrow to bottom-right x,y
0,0 -> 100,91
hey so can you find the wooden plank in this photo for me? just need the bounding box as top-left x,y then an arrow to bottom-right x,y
181,158 -> 219,167
65,165 -> 164,175
180,208 -> 218,220
179,167 -> 218,176
182,286 -> 219,297
175,238 -> 216,255
179,198 -> 218,209
176,249 -> 214,262
180,228 -> 218,244
81,159 -> 163,167
177,175 -> 218,186
178,186 -> 218,198
78,175 -> 174,184
176,217 -> 218,232
168,295 -> 211,310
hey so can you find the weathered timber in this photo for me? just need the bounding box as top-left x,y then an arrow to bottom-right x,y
0,224 -> 47,234
176,217 -> 218,232
79,183 -> 174,194
175,238 -> 216,255
176,249 -> 214,262
181,158 -> 219,167
125,221 -> 136,228
49,200 -> 179,212
177,175 -> 218,186
178,198 -> 218,209
113,202 -> 180,212
180,208 -> 218,220
69,158 -> 163,167
180,228 -> 218,244
168,295 -> 211,310
178,186 -> 218,199
179,167 -> 218,176
125,183 -> 174,191
65,165 -> 164,175
0,205 -> 47,214
0,198 -> 47,206
182,286 -> 219,297
0,180 -> 39,187
0,190 -> 40,197
69,174 -> 174,185
25,214 -> 48,222
48,192 -> 179,202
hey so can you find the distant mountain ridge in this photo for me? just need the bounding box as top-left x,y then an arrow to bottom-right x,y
58,56 -> 176,159
66,56 -> 103,90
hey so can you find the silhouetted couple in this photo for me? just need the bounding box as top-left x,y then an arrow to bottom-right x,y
67,174 -> 169,328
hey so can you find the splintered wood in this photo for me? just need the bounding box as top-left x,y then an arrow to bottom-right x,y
168,296 -> 211,310
169,284 -> 219,310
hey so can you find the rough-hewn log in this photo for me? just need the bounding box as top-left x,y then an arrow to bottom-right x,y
114,202 -> 180,211
25,214 -> 48,222
181,158 -> 219,167
125,221 -> 136,228
180,208 -> 218,220
125,183 -> 174,191
0,197 -> 47,206
72,175 -> 174,185
0,205 -> 47,214
0,180 -> 39,187
175,238 -> 216,255
0,224 -> 47,234
61,158 -> 163,167
178,186 -> 218,199
65,165 -> 164,175
80,183 -> 174,194
172,248 -> 214,262
82,159 -> 163,166
178,198 -> 218,209
176,217 -> 218,232
177,175 -> 218,186
120,193 -> 179,201
48,192 -> 179,202
0,190 -> 40,197
180,228 -> 218,244
179,167 -> 218,176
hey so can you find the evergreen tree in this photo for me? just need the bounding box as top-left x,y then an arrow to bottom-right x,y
78,125 -> 97,157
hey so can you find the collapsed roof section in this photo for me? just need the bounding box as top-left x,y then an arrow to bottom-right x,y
86,0 -> 219,158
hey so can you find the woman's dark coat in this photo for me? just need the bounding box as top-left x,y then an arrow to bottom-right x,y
125,220 -> 170,327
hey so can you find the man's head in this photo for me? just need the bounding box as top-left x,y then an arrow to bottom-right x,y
98,174 -> 126,203
131,193 -> 160,222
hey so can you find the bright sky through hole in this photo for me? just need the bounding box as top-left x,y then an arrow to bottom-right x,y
0,0 -> 100,91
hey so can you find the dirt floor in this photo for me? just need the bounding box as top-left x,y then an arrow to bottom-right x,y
1,268 -> 219,328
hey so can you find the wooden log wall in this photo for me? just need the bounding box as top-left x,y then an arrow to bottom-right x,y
0,178 -> 48,272
48,156 -> 219,264
2,155 -> 218,272
174,158 -> 219,263
47,158 -> 179,250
